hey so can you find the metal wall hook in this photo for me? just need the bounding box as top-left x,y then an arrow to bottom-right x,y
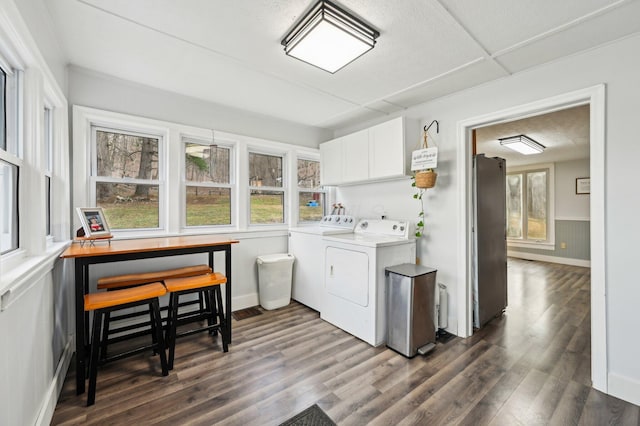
424,120 -> 439,134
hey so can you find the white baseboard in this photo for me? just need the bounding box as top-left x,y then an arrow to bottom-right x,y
35,336 -> 74,426
508,250 -> 591,267
608,372 -> 640,406
233,292 -> 259,312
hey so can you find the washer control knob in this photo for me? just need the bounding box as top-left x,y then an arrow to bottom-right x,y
360,221 -> 368,229
393,224 -> 398,230
400,226 -> 405,231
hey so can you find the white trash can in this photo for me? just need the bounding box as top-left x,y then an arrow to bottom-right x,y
256,253 -> 295,310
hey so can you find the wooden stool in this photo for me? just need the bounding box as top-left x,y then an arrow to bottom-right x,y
84,282 -> 169,406
164,273 -> 228,370
96,265 -> 212,359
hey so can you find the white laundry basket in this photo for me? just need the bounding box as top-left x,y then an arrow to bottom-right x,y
256,253 -> 295,310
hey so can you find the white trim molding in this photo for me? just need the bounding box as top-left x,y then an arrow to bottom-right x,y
508,250 -> 591,268
456,84 -> 607,392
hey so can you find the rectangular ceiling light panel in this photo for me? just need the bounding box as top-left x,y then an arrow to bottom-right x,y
499,134 -> 545,155
282,0 -> 379,73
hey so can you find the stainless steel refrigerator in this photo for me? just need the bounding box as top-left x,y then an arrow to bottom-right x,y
472,154 -> 507,329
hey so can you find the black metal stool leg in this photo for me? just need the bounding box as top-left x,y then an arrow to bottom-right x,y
214,287 -> 228,352
87,309 -> 104,406
100,311 -> 110,361
151,299 -> 169,376
167,292 -> 180,370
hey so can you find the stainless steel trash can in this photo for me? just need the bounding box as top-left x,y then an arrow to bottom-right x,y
385,263 -> 437,357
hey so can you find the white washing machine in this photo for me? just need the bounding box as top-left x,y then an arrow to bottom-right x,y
288,215 -> 357,311
321,219 -> 416,346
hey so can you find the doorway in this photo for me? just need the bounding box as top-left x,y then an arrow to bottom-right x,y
455,85 -> 607,392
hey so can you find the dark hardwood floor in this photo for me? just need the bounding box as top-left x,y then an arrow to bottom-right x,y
51,258 -> 639,425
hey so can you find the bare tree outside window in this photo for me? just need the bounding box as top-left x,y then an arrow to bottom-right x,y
94,129 -> 161,229
184,142 -> 232,227
249,152 -> 285,224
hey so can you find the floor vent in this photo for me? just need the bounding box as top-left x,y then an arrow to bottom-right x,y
232,306 -> 263,321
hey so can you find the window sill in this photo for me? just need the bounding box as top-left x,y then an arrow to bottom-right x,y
0,241 -> 71,311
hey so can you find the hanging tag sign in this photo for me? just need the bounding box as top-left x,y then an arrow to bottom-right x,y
411,147 -> 438,171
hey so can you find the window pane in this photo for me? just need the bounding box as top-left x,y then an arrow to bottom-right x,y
250,190 -> 284,224
185,143 -> 230,184
506,174 -> 522,239
0,160 -> 18,253
96,182 -> 159,229
95,130 -> 159,179
46,175 -> 51,236
527,171 -> 547,240
299,192 -> 324,222
186,186 -> 231,226
1,68 -> 5,151
297,159 -> 321,189
249,152 -> 282,187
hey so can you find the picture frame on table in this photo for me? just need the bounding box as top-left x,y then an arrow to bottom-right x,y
576,177 -> 590,195
76,207 -> 111,238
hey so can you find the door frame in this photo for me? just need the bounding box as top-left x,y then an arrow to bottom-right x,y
455,85 -> 607,392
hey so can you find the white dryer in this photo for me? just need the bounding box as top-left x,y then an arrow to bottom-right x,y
321,219 -> 416,346
288,215 -> 357,311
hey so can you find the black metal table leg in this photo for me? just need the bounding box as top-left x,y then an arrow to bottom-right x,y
225,245 -> 232,344
74,259 -> 86,395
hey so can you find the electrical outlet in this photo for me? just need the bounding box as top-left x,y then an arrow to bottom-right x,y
560,242 -> 567,249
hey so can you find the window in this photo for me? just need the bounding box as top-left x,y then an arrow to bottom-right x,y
184,138 -> 233,227
297,158 -> 324,222
506,168 -> 550,243
0,59 -> 21,254
249,151 -> 285,224
44,107 -> 53,236
92,127 -> 162,230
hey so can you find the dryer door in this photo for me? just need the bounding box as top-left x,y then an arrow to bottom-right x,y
325,246 -> 369,306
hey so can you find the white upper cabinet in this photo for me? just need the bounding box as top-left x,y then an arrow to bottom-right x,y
341,129 -> 369,183
320,117 -> 415,186
369,117 -> 405,180
320,137 -> 343,186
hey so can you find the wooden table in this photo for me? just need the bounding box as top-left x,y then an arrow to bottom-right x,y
61,235 -> 239,395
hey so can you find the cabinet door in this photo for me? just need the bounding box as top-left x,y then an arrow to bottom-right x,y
320,138 -> 342,186
342,129 -> 369,183
369,117 -> 405,179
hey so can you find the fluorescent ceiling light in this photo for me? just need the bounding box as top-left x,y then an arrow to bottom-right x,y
281,0 -> 379,73
499,134 -> 545,155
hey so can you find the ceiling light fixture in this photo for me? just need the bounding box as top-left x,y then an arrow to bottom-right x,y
281,0 -> 379,73
499,134 -> 545,155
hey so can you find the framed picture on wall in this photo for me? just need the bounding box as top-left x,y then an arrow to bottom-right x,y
576,177 -> 590,194
76,207 -> 111,237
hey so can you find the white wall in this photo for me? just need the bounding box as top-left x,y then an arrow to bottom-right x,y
336,34 -> 640,405
555,158 -> 590,219
68,66 -> 332,148
12,0 -> 67,94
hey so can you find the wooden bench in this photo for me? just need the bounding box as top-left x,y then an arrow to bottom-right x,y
164,272 -> 228,370
84,282 -> 169,406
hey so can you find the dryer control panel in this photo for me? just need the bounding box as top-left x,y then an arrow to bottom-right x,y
354,219 -> 412,239
320,215 -> 357,229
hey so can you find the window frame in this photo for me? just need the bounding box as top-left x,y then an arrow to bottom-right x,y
90,124 -> 165,233
506,163 -> 555,249
0,54 -> 22,256
182,135 -> 236,229
247,148 -> 288,226
44,105 -> 53,238
296,156 -> 326,224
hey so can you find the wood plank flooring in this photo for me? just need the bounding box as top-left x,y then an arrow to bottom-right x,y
51,258 -> 639,425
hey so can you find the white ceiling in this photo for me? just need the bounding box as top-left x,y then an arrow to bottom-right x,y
42,0 -> 640,130
475,104 -> 590,167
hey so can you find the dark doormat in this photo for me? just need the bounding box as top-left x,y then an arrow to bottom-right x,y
279,404 -> 336,426
232,306 -> 262,321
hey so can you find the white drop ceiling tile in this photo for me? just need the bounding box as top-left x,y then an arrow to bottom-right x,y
314,108 -> 389,129
49,0 -> 360,126
497,0 -> 640,73
440,0 -> 622,52
364,100 -> 407,114
385,59 -> 508,107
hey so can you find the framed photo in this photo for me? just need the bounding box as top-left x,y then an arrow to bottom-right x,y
77,207 -> 111,237
576,177 -> 590,195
